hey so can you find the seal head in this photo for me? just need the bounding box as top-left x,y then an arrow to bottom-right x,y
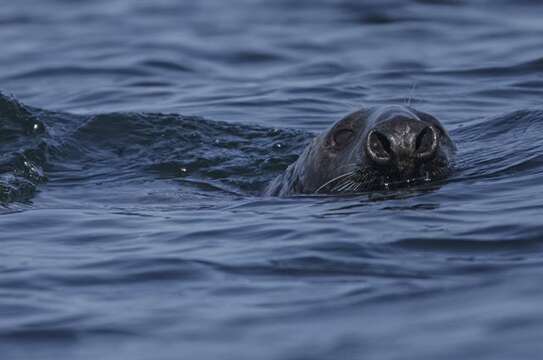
266,105 -> 456,196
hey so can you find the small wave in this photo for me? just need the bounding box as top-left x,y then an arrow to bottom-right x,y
393,237 -> 543,253
6,65 -> 153,81
452,109 -> 543,182
0,94 -> 47,203
66,112 -> 311,194
0,93 -> 313,202
4,92 -> 543,204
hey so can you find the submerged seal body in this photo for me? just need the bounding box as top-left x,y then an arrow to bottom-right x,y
266,105 -> 456,196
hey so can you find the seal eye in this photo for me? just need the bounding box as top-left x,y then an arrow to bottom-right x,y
331,129 -> 354,148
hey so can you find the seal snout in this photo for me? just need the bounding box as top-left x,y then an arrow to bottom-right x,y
366,118 -> 439,176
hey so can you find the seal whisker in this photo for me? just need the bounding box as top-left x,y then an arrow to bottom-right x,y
353,182 -> 362,193
406,81 -> 417,106
330,178 -> 356,193
334,179 -> 355,193
346,181 -> 361,193
315,171 -> 355,194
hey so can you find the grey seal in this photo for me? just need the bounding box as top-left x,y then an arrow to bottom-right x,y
266,105 -> 456,196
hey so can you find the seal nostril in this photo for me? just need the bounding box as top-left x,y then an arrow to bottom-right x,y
368,130 -> 393,164
415,126 -> 438,159
415,127 -> 429,151
375,132 -> 392,155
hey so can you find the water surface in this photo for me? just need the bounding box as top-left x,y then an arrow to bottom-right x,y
1,1 -> 543,359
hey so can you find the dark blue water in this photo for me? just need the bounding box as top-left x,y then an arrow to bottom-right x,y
2,1 -> 543,359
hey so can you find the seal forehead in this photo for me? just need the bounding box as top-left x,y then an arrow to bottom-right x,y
371,105 -> 420,123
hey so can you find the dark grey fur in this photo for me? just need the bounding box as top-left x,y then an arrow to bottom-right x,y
266,105 -> 456,196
